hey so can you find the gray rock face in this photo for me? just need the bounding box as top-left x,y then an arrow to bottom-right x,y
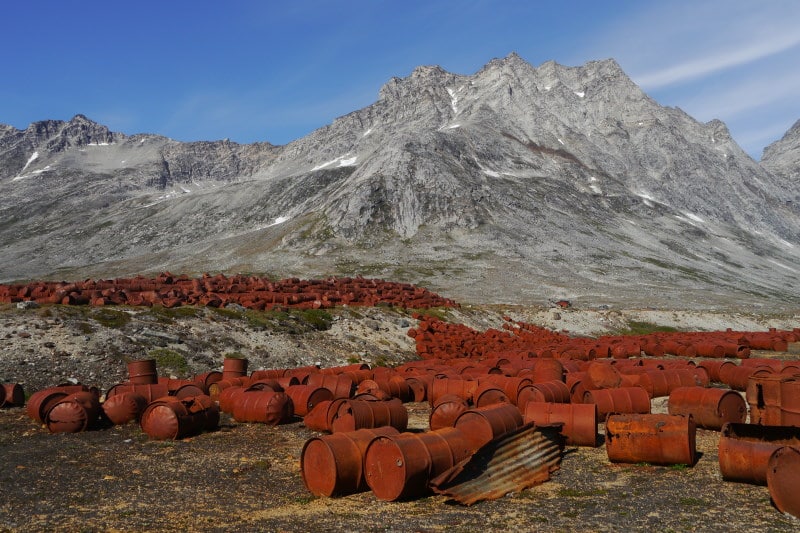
1,54 -> 799,308
762,119 -> 800,182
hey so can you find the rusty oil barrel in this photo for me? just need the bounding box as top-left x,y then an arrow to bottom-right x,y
102,392 -> 147,425
222,357 -> 249,380
301,427 -> 400,497
638,369 -> 703,398
605,413 -> 696,466
285,385 -> 334,417
766,445 -> 800,519
46,391 -> 101,433
363,428 -> 474,501
1,383 -> 25,407
303,398 -> 349,432
331,398 -> 408,433
517,380 -> 571,407
127,359 -> 158,385
472,382 -> 509,407
26,385 -> 93,423
232,390 -> 294,425
523,402 -> 598,447
428,378 -> 477,407
719,423 -> 800,485
429,394 -> 469,431
141,395 -> 219,440
583,386 -> 651,418
453,403 -> 524,451
305,373 -> 355,400
668,386 -> 747,430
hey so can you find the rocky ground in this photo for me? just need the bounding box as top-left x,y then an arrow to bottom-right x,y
1,301 -> 800,531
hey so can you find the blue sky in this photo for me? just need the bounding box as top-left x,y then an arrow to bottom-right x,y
2,1 -> 798,159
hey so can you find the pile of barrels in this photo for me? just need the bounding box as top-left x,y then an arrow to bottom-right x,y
0,273 -> 458,310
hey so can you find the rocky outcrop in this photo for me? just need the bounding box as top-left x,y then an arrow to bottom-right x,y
762,119 -> 800,181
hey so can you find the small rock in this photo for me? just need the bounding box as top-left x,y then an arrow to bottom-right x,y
16,301 -> 40,310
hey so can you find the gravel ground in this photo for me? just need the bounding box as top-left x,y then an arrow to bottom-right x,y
1,302 -> 799,531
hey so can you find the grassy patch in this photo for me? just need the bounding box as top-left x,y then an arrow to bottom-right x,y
147,305 -> 202,323
679,497 -> 706,507
91,308 -> 131,328
149,348 -> 188,375
76,321 -> 95,334
408,307 -> 449,321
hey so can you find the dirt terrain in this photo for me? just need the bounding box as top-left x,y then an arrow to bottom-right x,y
1,302 -> 800,532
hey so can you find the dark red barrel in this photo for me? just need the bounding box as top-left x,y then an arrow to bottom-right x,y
232,391 -> 294,425
1,383 -> 25,407
719,423 -> 800,485
303,398 -> 348,432
472,382 -> 509,407
766,446 -> 800,519
222,357 -> 248,380
606,413 -> 696,466
285,385 -> 334,417
102,392 -> 147,425
668,386 -> 746,430
106,383 -> 170,404
331,399 -> 408,433
428,378 -> 477,407
301,427 -> 400,497
141,395 -> 219,440
453,403 -> 524,451
583,387 -> 651,418
638,370 -> 703,398
517,381 -> 571,407
127,359 -> 158,385
46,391 -> 101,433
305,373 -> 355,400
26,385 -> 93,423
522,402 -> 598,447
429,394 -> 469,431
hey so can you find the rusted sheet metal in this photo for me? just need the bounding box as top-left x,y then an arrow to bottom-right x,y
605,413 -> 696,466
430,423 -> 564,505
767,445 -> 800,518
719,423 -> 800,485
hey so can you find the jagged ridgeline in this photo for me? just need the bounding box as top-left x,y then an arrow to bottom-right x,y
1,53 -> 799,307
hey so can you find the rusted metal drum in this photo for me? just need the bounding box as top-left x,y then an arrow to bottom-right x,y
106,383 -> 170,404
303,398 -> 348,432
766,446 -> 800,518
193,370 -> 223,391
453,403 -> 524,451
141,395 -> 219,440
746,373 -> 786,425
305,373 -> 355,400
363,428 -> 474,501
331,398 -> 408,433
428,378 -> 477,407
583,387 -> 651,418
404,376 -> 428,402
171,383 -> 206,399
530,359 -> 565,383
1,383 -> 25,407
719,364 -> 754,391
232,391 -> 294,425
373,375 -> 414,402
429,394 -> 469,431
285,385 -> 334,417
127,359 -> 158,385
719,423 -> 800,485
218,385 -> 248,414
472,383 -> 509,407
102,392 -> 147,425
668,386 -> 747,430
46,391 -> 101,433
585,362 -> 622,389
605,413 -> 696,466
517,381 -> 571,407
778,378 -> 800,426
301,427 -> 400,497
208,377 -> 251,400
26,385 -> 93,423
222,357 -> 248,380
638,370 -> 702,398
523,402 -> 598,447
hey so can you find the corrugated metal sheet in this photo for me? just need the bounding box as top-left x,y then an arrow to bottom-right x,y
430,422 -> 564,505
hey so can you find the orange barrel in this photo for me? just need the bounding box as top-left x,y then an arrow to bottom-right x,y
404,376 -> 428,402
232,391 -> 294,425
429,394 -> 469,431
472,382 -> 509,407
301,427 -> 400,497
530,359 -> 565,383
523,402 -> 598,447
193,371 -> 223,392
583,387 -> 651,418
141,395 -> 219,440
585,361 -> 622,389
285,385 -> 334,417
207,377 -> 251,400
102,392 -> 147,425
305,373 -> 355,400
428,378 -> 477,407
606,413 -> 696,466
638,370 -> 703,398
46,391 -> 101,433
719,364 -> 754,391
218,386 -> 248,414
127,359 -> 158,384
331,398 -> 408,433
453,403 -> 524,451
719,423 -> 800,485
517,381 -> 571,407
106,383 -> 170,403
766,446 -> 800,519
222,357 -> 248,380
26,385 -> 94,423
363,428 -> 473,501
668,386 -> 746,430
303,398 -> 348,432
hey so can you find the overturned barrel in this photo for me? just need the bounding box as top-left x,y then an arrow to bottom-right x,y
102,392 -> 147,425
766,445 -> 800,519
668,386 -> 747,430
523,402 -> 598,447
331,398 -> 408,433
584,387 -> 651,418
453,403 -> 524,451
605,413 -> 696,466
141,395 -> 219,440
719,423 -> 800,485
301,427 -> 400,497
46,391 -> 102,433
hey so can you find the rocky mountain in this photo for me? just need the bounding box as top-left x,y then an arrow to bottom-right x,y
762,119 -> 800,181
1,53 -> 799,308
